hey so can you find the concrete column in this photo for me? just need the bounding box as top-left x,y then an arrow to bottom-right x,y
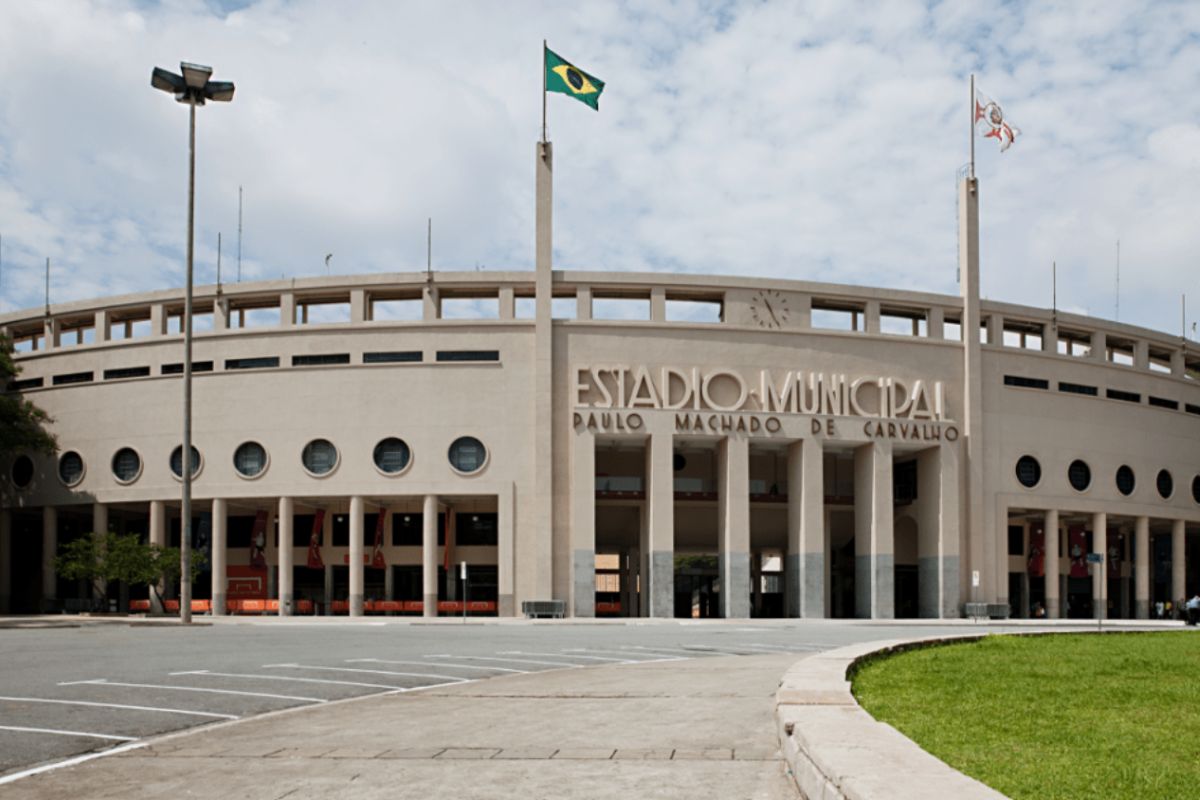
350,289 -> 366,323
42,506 -> 58,610
570,430 -> 596,617
986,314 -> 1002,345
1044,509 -> 1060,619
498,287 -> 515,320
1042,323 -> 1056,352
864,300 -> 880,334
791,294 -> 812,329
92,503 -> 108,605
787,440 -> 825,618
1135,516 -> 1150,619
917,445 -> 960,618
0,510 -> 11,613
278,292 -> 295,327
1134,340 -> 1150,370
1093,512 -> 1108,620
1172,519 -> 1186,612
278,497 -> 294,616
210,499 -> 227,616
854,440 -> 894,619
151,303 -> 167,336
927,307 -> 944,340
422,494 -> 438,617
94,309 -> 110,342
650,287 -> 667,322
498,483 -> 515,616
384,565 -> 395,601
423,284 -> 440,321
718,436 -> 751,619
644,432 -> 675,617
576,287 -> 592,320
1090,330 -> 1106,361
323,564 -> 334,615
349,496 -> 364,616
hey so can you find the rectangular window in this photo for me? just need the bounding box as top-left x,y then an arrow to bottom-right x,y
9,377 -> 44,390
1106,388 -> 1141,403
225,357 -> 280,370
1004,375 -> 1049,390
52,371 -> 94,386
162,361 -> 214,375
291,353 -> 350,367
332,513 -> 350,547
1186,404 -> 1200,416
1148,396 -> 1179,410
1057,382 -> 1098,396
436,350 -> 499,362
103,366 -> 151,380
227,516 -> 254,549
455,513 -> 498,546
391,513 -> 423,546
363,351 -> 422,364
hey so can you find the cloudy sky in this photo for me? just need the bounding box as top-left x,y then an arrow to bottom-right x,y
0,1 -> 1198,335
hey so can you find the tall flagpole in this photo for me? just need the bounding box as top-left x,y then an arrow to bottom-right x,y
964,74 -> 974,179
542,40 -> 548,143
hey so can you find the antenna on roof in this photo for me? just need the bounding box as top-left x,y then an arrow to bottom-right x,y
216,232 -> 223,292
1051,261 -> 1057,330
237,185 -> 244,283
1115,239 -> 1119,321
44,257 -> 50,315
426,217 -> 433,283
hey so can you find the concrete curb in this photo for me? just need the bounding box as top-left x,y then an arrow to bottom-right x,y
775,634 -> 1007,800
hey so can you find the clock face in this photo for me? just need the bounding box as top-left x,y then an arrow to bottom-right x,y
750,289 -> 789,329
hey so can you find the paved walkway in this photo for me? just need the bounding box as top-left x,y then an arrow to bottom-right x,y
5,652 -> 798,800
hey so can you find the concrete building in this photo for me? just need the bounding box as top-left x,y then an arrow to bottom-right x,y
1,167 -> 1197,620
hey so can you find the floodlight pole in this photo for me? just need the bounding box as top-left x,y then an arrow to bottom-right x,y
180,100 -> 196,624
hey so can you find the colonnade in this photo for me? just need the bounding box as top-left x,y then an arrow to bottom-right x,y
570,430 -> 962,619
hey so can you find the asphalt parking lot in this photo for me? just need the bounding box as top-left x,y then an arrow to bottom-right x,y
0,616 -> 1135,784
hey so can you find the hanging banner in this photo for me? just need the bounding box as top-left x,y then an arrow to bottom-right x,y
1027,524 -> 1044,577
442,512 -> 454,573
307,509 -> 325,569
371,509 -> 387,570
249,509 -> 268,569
1068,527 -> 1088,578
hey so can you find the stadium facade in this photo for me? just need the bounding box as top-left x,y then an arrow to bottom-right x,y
1,160 -> 1197,620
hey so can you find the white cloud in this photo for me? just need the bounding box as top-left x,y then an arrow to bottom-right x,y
0,0 -> 1197,338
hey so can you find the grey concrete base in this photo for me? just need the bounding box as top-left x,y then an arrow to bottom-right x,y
1094,604 -> 1106,620
423,593 -> 438,618
1046,596 -> 1060,619
572,549 -> 595,618
719,552 -> 750,619
279,592 -> 294,617
649,551 -> 674,618
918,557 -> 939,618
212,592 -> 227,616
802,552 -> 825,618
497,593 -> 515,618
855,554 -> 894,619
1135,599 -> 1149,619
350,594 -> 364,617
777,635 -> 1006,800
941,556 -> 960,618
785,553 -> 801,618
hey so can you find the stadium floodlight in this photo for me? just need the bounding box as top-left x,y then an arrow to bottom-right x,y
150,62 -> 235,624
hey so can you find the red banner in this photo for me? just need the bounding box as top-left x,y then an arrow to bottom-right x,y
249,510 -> 268,569
1027,524 -> 1044,577
1068,526 -> 1088,578
227,565 -> 267,599
371,509 -> 387,569
307,509 -> 325,569
442,511 -> 453,572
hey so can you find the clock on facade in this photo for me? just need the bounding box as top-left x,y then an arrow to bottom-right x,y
749,289 -> 789,329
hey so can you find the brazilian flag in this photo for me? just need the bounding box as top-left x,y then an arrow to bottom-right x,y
545,47 -> 604,110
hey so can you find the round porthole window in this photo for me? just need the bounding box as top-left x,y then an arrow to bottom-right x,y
11,455 -> 34,488
234,442 -> 268,478
373,438 -> 411,475
1157,469 -> 1173,499
1067,460 -> 1091,492
1115,465 -> 1135,496
112,447 -> 142,484
448,436 -> 487,475
170,445 -> 202,479
302,439 -> 338,476
58,451 -> 85,487
1015,455 -> 1041,488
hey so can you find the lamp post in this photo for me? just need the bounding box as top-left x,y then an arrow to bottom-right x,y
151,62 -> 235,624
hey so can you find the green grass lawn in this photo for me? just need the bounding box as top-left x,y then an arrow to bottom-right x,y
851,632 -> 1200,799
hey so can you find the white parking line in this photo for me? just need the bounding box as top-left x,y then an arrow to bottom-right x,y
0,741 -> 147,787
262,664 -> 467,682
0,725 -> 136,742
347,658 -> 528,674
498,650 -> 631,663
0,696 -> 237,720
424,654 -> 582,668
171,670 -> 403,691
59,679 -> 326,704
562,648 -> 684,661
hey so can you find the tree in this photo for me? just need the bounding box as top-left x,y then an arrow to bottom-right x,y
0,333 -> 57,458
54,532 -> 208,612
